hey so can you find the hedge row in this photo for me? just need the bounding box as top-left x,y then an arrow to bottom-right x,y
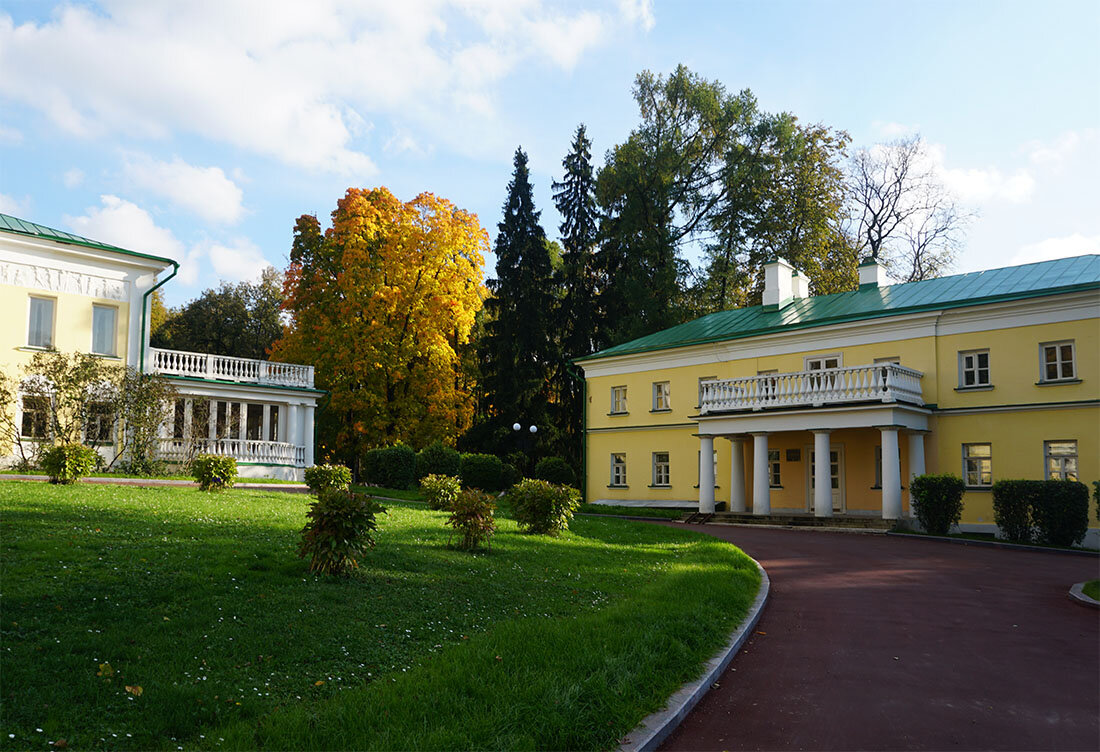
992,479 -> 1090,547
361,445 -> 575,492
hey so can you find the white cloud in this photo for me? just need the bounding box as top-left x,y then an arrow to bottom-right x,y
0,192 -> 30,215
1027,128 -> 1099,170
0,1 -> 649,173
1011,233 -> 1100,266
201,238 -> 271,283
65,194 -> 185,259
0,123 -> 22,145
124,154 -> 245,224
871,120 -> 919,139
62,168 -> 84,188
923,143 -> 1035,204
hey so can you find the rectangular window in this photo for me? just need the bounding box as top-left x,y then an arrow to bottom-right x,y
959,350 -> 991,387
268,405 -> 280,442
192,400 -> 211,441
27,297 -> 55,348
610,453 -> 627,486
1045,440 -> 1078,481
1040,341 -> 1076,382
805,354 -> 841,370
963,443 -> 993,487
610,386 -> 627,414
768,449 -> 781,487
652,452 -> 670,486
91,305 -> 117,356
246,404 -> 264,441
874,445 -> 882,488
652,381 -> 670,411
20,396 -> 49,439
697,376 -> 716,408
874,356 -> 901,365
85,402 -> 114,444
172,399 -> 187,439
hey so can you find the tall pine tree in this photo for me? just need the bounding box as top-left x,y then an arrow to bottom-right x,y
552,124 -> 599,464
478,147 -> 556,457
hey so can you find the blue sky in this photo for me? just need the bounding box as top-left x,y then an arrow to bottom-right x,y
1,0 -> 1097,307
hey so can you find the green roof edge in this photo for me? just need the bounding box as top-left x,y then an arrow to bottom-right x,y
0,212 -> 177,267
573,278 -> 1100,364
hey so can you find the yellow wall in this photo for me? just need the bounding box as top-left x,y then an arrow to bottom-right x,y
584,313 -> 1099,526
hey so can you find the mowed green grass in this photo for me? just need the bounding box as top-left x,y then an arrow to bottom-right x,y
1083,579 -> 1100,601
578,504 -> 687,520
0,481 -> 759,751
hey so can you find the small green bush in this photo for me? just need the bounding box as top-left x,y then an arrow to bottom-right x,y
362,444 -> 417,489
1093,480 -> 1099,523
1031,481 -> 1090,547
992,480 -> 1040,543
298,489 -> 385,576
460,452 -> 504,492
191,454 -> 238,492
40,443 -> 99,485
909,473 -> 965,536
533,456 -> 576,486
415,441 -> 462,480
304,464 -> 352,494
446,488 -> 497,551
421,473 -> 461,511
507,479 -> 581,536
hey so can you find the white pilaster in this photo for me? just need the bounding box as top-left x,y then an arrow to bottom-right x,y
813,430 -> 833,518
907,431 -> 926,518
303,405 -> 316,467
752,432 -> 770,516
287,404 -> 300,456
881,427 -> 902,520
207,400 -> 217,441
183,399 -> 193,441
698,435 -> 715,514
262,405 -> 271,444
728,438 -> 746,513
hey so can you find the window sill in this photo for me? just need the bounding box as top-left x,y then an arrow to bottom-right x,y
648,484 -> 671,489
869,485 -> 906,491
606,411 -> 629,417
692,484 -> 720,489
770,485 -> 783,489
649,408 -> 672,414
607,484 -> 629,489
964,486 -> 993,492
954,385 -> 993,392
91,353 -> 122,360
1035,378 -> 1082,386
16,345 -> 55,353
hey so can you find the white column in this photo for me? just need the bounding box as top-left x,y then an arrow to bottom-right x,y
752,432 -> 770,516
303,405 -> 316,467
262,405 -> 271,444
207,400 -> 217,442
907,431 -> 926,518
183,399 -> 193,441
813,430 -> 833,518
728,438 -> 746,513
881,427 -> 902,520
287,404 -> 300,456
698,435 -> 715,514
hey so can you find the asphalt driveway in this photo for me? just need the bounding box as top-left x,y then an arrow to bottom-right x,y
656,525 -> 1100,752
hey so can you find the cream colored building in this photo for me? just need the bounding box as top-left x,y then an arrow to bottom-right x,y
0,213 -> 320,480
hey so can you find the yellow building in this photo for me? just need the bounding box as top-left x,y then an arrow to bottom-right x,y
0,213 -> 320,480
576,255 -> 1099,543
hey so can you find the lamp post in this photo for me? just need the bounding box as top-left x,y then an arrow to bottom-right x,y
512,422 -> 537,472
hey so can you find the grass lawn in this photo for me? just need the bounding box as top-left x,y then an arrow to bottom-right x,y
0,470 -> 303,484
578,504 -> 686,520
0,481 -> 758,751
1083,580 -> 1100,601
352,485 -> 426,501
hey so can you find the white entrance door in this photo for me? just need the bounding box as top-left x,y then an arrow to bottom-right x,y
806,444 -> 845,512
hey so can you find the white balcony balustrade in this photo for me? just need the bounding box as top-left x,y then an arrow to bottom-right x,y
150,347 -> 314,389
158,437 -> 306,467
700,363 -> 924,414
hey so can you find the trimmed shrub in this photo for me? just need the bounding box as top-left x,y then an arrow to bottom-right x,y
415,441 -> 462,480
1031,481 -> 1089,547
421,473 -> 461,511
507,479 -> 581,536
500,461 -> 520,490
191,454 -> 237,492
304,464 -> 352,494
40,443 -> 99,485
460,452 -> 504,492
298,489 -> 385,576
533,456 -> 576,486
446,488 -> 497,551
1093,480 -> 1099,523
992,480 -> 1037,543
909,473 -> 965,536
362,444 -> 417,489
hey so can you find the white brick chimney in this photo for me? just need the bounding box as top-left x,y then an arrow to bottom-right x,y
791,269 -> 810,300
859,258 -> 890,288
763,258 -> 795,308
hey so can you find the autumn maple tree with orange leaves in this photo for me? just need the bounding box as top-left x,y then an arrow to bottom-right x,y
270,187 -> 487,465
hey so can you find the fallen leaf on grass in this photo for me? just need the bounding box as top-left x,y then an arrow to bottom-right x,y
125,685 -> 143,696
314,680 -> 324,686
97,663 -> 114,677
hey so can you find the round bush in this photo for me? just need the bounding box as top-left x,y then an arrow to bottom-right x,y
304,464 -> 352,494
460,453 -> 504,492
415,441 -> 462,480
506,479 -> 581,536
40,443 -> 99,485
910,473 -> 965,536
361,444 -> 417,489
533,457 -> 576,486
421,473 -> 461,511
446,488 -> 497,551
191,454 -> 238,492
298,489 -> 385,576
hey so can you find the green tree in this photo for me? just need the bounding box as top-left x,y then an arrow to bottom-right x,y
152,267 -> 285,360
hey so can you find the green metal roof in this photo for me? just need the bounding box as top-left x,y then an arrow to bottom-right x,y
0,212 -> 177,267
577,254 -> 1100,362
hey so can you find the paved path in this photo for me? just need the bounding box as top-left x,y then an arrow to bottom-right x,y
1,474 -> 309,493
657,524 -> 1100,752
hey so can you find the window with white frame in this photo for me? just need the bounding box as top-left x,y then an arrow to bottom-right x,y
963,443 -> 992,487
610,453 -> 627,486
1040,341 -> 1076,382
652,381 -> 671,411
27,296 -> 55,348
767,449 -> 781,487
874,356 -> 900,365
610,386 -> 628,414
805,354 -> 841,370
85,402 -> 114,444
268,405 -> 280,441
1044,440 -> 1078,481
20,395 -> 49,439
958,350 -> 990,388
652,452 -> 670,486
91,305 -> 117,356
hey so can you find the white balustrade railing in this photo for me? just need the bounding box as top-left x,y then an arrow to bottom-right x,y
700,363 -> 924,414
158,437 -> 306,466
150,347 -> 314,389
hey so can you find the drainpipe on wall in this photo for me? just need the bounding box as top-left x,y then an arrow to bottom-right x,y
138,262 -> 179,373
565,361 -> 587,503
